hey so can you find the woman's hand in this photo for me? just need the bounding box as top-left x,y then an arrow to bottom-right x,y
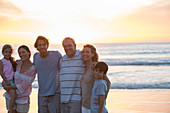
5,81 -> 11,86
94,94 -> 108,105
2,81 -> 5,87
3,85 -> 10,91
94,97 -> 100,104
2,81 -> 11,91
3,85 -> 15,91
91,62 -> 97,70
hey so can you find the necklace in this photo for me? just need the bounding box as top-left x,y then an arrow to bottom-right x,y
84,62 -> 94,75
20,62 -> 32,73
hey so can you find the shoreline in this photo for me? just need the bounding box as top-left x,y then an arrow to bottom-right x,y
0,89 -> 170,113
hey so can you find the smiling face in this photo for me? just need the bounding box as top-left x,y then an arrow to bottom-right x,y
63,39 -> 76,58
82,47 -> 94,62
18,48 -> 30,61
2,48 -> 12,60
37,39 -> 48,55
93,68 -> 105,79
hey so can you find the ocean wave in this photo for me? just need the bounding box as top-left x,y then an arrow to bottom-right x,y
100,51 -> 170,56
110,82 -> 170,89
107,62 -> 170,66
1,82 -> 170,89
101,58 -> 170,66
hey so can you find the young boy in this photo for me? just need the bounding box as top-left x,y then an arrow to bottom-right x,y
91,62 -> 108,113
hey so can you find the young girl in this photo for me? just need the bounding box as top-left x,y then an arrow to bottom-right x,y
0,44 -> 17,113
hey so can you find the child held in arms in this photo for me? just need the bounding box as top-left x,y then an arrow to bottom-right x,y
91,62 -> 109,113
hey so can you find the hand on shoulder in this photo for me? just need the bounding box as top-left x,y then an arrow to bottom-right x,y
91,62 -> 97,70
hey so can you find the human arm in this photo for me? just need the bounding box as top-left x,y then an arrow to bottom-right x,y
103,75 -> 111,99
16,67 -> 36,94
58,51 -> 62,71
98,95 -> 105,113
3,85 -> 17,91
0,61 -> 10,86
33,53 -> 37,65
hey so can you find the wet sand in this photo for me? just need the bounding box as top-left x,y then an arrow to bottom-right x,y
0,89 -> 170,113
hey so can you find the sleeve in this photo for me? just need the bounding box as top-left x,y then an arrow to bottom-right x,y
33,53 -> 37,65
57,51 -> 62,71
16,67 -> 37,94
96,82 -> 107,96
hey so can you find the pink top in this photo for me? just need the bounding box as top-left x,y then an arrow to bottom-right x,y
4,60 -> 37,104
1,58 -> 14,80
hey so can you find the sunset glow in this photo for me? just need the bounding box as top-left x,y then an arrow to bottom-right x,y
0,0 -> 170,44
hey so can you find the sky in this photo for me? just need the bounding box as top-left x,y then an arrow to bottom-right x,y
0,0 -> 170,44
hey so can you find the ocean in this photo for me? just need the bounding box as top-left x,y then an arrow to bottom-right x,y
0,42 -> 170,89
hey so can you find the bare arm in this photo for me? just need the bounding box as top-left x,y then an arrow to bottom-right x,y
0,61 -> 10,85
98,95 -> 105,113
4,85 -> 17,91
103,75 -> 111,99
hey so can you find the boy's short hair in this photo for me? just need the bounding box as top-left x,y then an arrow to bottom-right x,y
94,62 -> 108,74
34,36 -> 49,49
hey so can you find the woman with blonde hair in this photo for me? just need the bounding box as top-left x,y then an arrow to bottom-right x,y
81,44 -> 111,113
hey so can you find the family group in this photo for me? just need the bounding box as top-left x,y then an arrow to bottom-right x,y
0,36 -> 111,113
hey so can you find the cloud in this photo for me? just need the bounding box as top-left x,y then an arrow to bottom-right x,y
127,0 -> 170,27
80,0 -> 170,43
99,0 -> 170,35
0,0 -> 169,43
0,0 -> 23,26
0,0 -> 23,16
0,0 -> 49,32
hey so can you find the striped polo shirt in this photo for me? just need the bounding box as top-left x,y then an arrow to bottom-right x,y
60,50 -> 85,103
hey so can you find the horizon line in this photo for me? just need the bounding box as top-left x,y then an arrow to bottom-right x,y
0,41 -> 170,46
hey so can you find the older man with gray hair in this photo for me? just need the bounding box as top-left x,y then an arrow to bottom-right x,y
60,37 -> 85,113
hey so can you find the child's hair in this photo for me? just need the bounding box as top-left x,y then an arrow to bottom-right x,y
94,62 -> 108,74
2,44 -> 13,54
2,44 -> 17,72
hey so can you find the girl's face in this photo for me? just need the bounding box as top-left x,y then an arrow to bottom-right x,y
3,48 -> 12,60
18,48 -> 30,61
82,47 -> 94,62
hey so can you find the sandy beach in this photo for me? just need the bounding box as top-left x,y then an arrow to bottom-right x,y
0,89 -> 170,113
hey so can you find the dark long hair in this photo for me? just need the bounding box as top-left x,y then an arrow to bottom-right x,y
2,44 -> 17,72
18,45 -> 31,58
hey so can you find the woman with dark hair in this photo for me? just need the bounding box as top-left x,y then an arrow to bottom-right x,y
3,45 -> 36,113
80,44 -> 111,113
